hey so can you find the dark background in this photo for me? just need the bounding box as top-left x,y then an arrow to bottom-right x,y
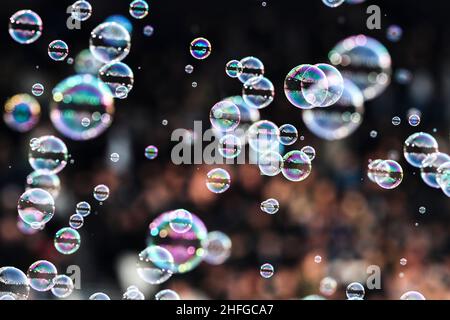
0,0 -> 449,299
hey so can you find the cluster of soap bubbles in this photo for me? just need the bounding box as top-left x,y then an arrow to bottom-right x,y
367,159 -> 404,189
403,132 -> 450,196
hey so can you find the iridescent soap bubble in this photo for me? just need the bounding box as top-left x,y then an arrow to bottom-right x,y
148,212 -> 207,274
26,170 -> 61,198
218,134 -> 242,159
185,64 -> 194,74
247,120 -> 280,153
137,245 -> 175,284
329,35 -> 392,100
258,151 -> 283,176
54,227 -> 81,255
403,132 -> 439,168
420,153 -> 450,188
436,162 -> 450,197
123,288 -> 145,300
74,49 -> 103,74
400,291 -> 426,300
303,79 -> 364,140
346,282 -> 365,299
71,0 -> 92,21
284,64 -> 328,109
169,209 -> 193,234
408,114 -> 421,127
51,275 -> 74,298
51,74 -> 115,141
225,60 -> 243,78
260,263 -> 274,279
93,184 -> 110,201
0,267 -> 30,300
145,145 -> 158,160
278,124 -> 298,145
31,83 -> 44,96
260,198 -> 279,214
206,168 -> 231,193
281,150 -> 312,182
129,0 -> 149,19
392,116 -> 401,126
242,77 -> 275,109
17,188 -> 55,228
301,146 -> 316,161
27,260 -> 57,292
90,22 -> 131,63
190,37 -> 211,60
367,159 -> 383,183
115,86 -> 128,99
4,93 -> 40,132
69,214 -> 84,229
99,62 -> 134,98
143,25 -> 154,36
209,101 -> 241,132
201,231 -> 232,265
9,10 -> 43,44
48,40 -> 69,61
315,63 -> 344,107
322,0 -> 345,7
89,292 -> 110,300
28,135 -> 68,173
76,201 -> 91,217
386,25 -> 403,42
155,289 -> 180,300
374,160 -> 403,189
238,56 -> 264,83
320,277 -> 338,296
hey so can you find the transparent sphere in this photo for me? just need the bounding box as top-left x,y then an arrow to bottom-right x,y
225,60 -> 243,78
374,160 -> 403,189
387,25 -> 403,42
27,260 -> 57,292
218,134 -> 242,159
260,198 -> 279,214
320,277 -> 338,296
71,1 -> 92,21
209,101 -> 241,132
69,214 -> 84,229
99,62 -> 134,99
403,132 -> 439,168
76,201 -> 91,217
48,40 -> 69,61
89,292 -> 110,300
4,93 -> 41,132
28,135 -> 68,174
129,0 -> 149,19
242,77 -> 275,109
281,150 -> 312,182
367,159 -> 383,183
408,114 -> 421,127
190,37 -> 211,60
392,116 -> 401,126
206,168 -> 231,193
201,231 -> 232,265
0,267 -> 30,300
51,275 -> 74,298
51,74 -> 115,141
238,56 -> 264,83
247,120 -> 280,153
258,151 -> 283,176
143,25 -> 154,37
346,282 -> 365,299
260,263 -> 274,279
17,188 -> 55,227
420,153 -> 450,188
301,146 -> 316,161
137,245 -> 175,285
145,145 -> 158,160
93,184 -> 110,201
400,291 -> 426,300
54,227 -> 81,255
169,209 -> 193,234
278,124 -> 298,145
9,10 -> 43,44
90,22 -> 131,64
32,83 -> 44,96
322,0 -> 345,8
155,289 -> 181,300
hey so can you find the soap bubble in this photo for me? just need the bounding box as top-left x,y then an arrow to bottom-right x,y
322,0 -> 345,8
210,101 -> 241,132
31,83 -> 44,96
278,124 -> 298,145
190,37 -> 211,60
71,0 -> 92,21
110,152 -> 120,162
225,60 -> 243,78
27,260 -> 57,292
403,132 -> 439,168
169,209 -> 193,234
26,170 -> 61,198
89,292 -> 111,300
247,120 -> 280,153
143,25 -> 154,36
400,291 -> 426,300
9,10 -> 43,44
386,25 -> 403,42
301,146 -> 316,161
76,201 -> 91,217
260,198 -> 279,214
260,263 -> 274,279
258,151 -> 283,176
315,63 -> 345,107
28,135 -> 68,174
48,40 -> 69,61
408,114 -> 421,127
281,150 -> 312,182
242,77 -> 275,109
238,56 -> 264,83
0,267 -> 30,300
90,22 -> 131,64
185,64 -> 194,74
206,168 -> 231,193
17,188 -> 55,228
392,116 -> 401,126
155,289 -> 180,300
420,153 -> 450,188
218,134 -> 242,159
346,282 -> 365,299
51,74 -> 115,141
367,159 -> 383,183
4,93 -> 41,132
374,160 -> 403,189
69,214 -> 84,229
400,258 -> 408,266
145,145 -> 158,160
51,275 -> 74,298
129,0 -> 149,19
54,227 -> 81,255
201,231 -> 232,265
123,288 -> 145,300
320,277 -> 338,296
99,62 -> 134,98
329,35 -> 392,101
137,245 -> 175,284
93,184 -> 110,201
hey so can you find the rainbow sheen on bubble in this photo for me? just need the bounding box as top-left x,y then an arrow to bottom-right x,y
90,22 -> 131,63
238,56 -> 265,83
99,62 -> 134,98
282,150 -> 312,182
206,168 -> 231,193
0,267 -> 30,300
51,275 -> 74,298
9,10 -> 43,44
374,160 -> 403,189
54,227 -> 81,255
278,124 -> 298,145
27,260 -> 57,292
225,60 -> 243,78
129,0 -> 149,19
71,0 -> 92,21
137,245 -> 175,284
242,77 -> 275,109
4,94 -> 40,132
17,188 -> 55,228
218,134 -> 242,159
258,151 -> 283,176
209,101 -> 241,132
315,63 -> 344,107
48,40 -> 69,61
28,135 -> 68,173
190,37 -> 211,60
26,170 -> 61,199
145,145 -> 158,159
